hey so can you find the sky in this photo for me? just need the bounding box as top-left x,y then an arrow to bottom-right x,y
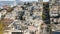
0,0 -> 15,1
0,0 -> 49,2
20,0 -> 38,2
20,0 -> 49,2
43,0 -> 49,2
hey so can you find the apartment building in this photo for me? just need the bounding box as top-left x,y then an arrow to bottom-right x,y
50,0 -> 60,24
3,0 -> 44,34
50,0 -> 60,32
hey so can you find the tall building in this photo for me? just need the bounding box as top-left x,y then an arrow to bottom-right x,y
50,0 -> 60,33
50,0 -> 60,24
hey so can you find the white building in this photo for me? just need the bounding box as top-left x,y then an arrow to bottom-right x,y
0,13 -> 1,20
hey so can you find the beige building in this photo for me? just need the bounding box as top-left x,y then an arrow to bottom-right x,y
50,0 -> 60,32
3,0 -> 44,34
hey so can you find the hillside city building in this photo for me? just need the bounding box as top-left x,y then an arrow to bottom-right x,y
0,0 -> 60,34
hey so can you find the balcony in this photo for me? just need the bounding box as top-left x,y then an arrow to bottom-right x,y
50,14 -> 59,18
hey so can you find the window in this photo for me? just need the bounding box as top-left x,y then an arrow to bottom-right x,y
52,11 -> 58,14
15,24 -> 21,30
58,7 -> 60,14
50,10 -> 58,17
50,18 -> 58,24
54,32 -> 60,34
55,0 -> 60,5
53,18 -> 58,24
12,32 -> 23,34
30,32 -> 35,34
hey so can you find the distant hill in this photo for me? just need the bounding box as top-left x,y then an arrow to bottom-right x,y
0,0 -> 38,6
0,1 -> 15,6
